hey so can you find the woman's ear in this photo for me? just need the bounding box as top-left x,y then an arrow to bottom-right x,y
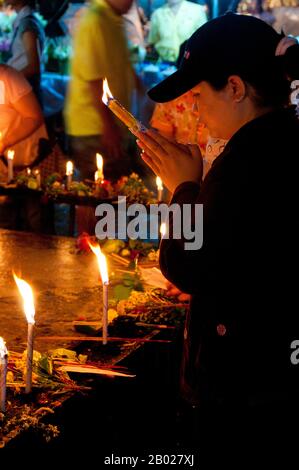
227,75 -> 247,103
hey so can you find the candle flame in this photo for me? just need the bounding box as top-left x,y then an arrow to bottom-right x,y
95,171 -> 101,183
66,161 -> 73,176
96,153 -> 103,172
156,176 -> 163,191
0,337 -> 8,360
13,273 -> 35,325
89,243 -> 109,285
102,78 -> 113,106
160,223 -> 167,237
27,168 -> 31,176
7,150 -> 14,161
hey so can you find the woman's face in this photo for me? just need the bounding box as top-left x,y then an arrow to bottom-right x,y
192,81 -> 235,140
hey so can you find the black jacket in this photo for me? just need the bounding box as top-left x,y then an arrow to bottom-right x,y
160,108 -> 299,407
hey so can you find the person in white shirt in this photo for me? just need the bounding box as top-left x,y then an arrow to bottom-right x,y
148,0 -> 207,62
5,0 -> 45,104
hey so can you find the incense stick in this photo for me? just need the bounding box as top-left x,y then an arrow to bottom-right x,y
109,253 -> 130,266
36,336 -> 171,344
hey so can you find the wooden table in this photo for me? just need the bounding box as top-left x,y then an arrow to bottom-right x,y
0,184 -> 117,236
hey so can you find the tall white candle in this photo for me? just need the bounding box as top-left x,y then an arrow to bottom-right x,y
0,337 -> 8,413
102,282 -> 109,345
89,243 -> 109,345
26,323 -> 34,393
7,150 -> 14,183
13,274 -> 36,394
94,171 -> 102,197
66,161 -> 73,191
156,176 -> 164,201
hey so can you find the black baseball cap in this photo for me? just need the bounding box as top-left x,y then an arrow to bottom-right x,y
148,13 -> 282,103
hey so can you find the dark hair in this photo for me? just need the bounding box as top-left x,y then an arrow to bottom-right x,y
206,44 -> 299,108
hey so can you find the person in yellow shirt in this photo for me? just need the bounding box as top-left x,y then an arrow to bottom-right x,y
64,0 -> 135,181
148,0 -> 207,63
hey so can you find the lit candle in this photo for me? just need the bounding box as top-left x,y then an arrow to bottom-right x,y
94,171 -> 101,184
160,222 -> 167,238
7,150 -> 14,183
156,176 -> 164,201
27,168 -> 31,176
102,79 -> 145,132
94,172 -> 101,197
34,169 -> 41,189
96,153 -> 104,182
89,243 -> 109,345
66,161 -> 73,190
13,274 -> 35,394
0,337 -> 8,413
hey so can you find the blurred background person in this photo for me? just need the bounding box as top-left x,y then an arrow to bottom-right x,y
147,0 -> 207,63
150,41 -> 227,178
0,63 -> 45,165
123,0 -> 149,62
64,0 -> 135,183
150,91 -> 227,178
4,0 -> 45,105
64,0 -> 135,234
0,63 -> 46,231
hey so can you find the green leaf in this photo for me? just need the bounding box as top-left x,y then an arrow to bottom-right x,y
113,284 -> 133,301
39,355 -> 53,375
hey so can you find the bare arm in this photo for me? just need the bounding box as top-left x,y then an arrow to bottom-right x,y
3,91 -> 43,151
20,30 -> 41,78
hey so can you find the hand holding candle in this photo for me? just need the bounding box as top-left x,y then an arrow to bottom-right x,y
0,337 -> 8,413
102,79 -> 146,133
13,274 -> 35,394
89,243 -> 109,345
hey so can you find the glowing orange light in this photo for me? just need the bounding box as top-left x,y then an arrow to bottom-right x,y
102,78 -> 113,106
13,273 -> 35,325
156,176 -> 163,191
89,243 -> 109,285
